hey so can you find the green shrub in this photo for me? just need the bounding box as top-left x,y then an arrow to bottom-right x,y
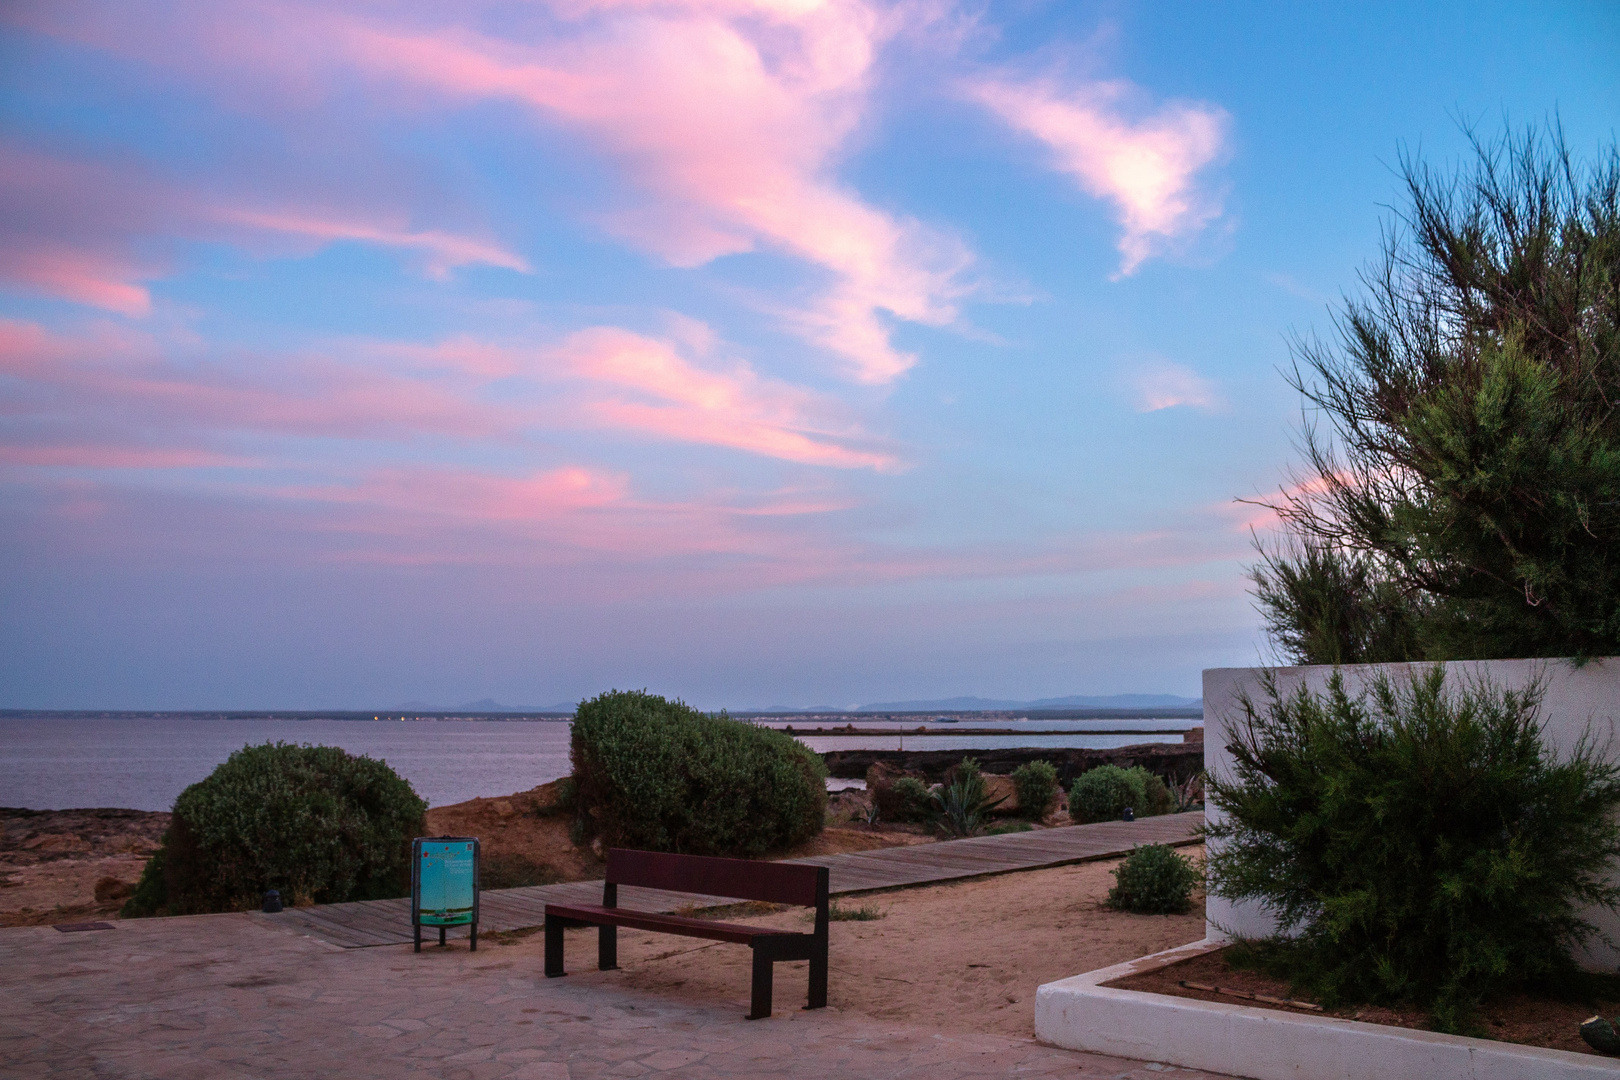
1206,668 -> 1620,1032
571,689 -> 826,856
875,776 -> 934,823
124,742 -> 426,916
1011,760 -> 1059,819
1107,844 -> 1200,914
1068,764 -> 1173,822
1140,769 -> 1174,816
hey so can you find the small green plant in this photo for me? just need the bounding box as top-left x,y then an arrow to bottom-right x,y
931,757 -> 1007,837
1206,668 -> 1620,1032
570,690 -> 826,857
827,901 -> 885,921
1106,844 -> 1199,914
885,776 -> 934,823
1068,764 -> 1160,822
124,742 -> 426,916
1011,760 -> 1059,819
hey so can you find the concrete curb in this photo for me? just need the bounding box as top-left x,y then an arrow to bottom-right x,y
1033,938 -> 1617,1080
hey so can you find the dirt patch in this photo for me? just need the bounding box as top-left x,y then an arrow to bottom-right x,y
540,849 -> 1208,1036
0,808 -> 168,927
1105,945 -> 1620,1058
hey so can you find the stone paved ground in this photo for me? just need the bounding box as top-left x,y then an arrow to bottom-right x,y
3,914 -> 1231,1079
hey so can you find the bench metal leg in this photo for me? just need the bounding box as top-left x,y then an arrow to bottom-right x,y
414,923 -> 421,954
748,948 -> 773,1020
598,924 -> 617,970
807,945 -> 828,1010
545,918 -> 567,978
439,926 -> 446,947
470,923 -> 477,952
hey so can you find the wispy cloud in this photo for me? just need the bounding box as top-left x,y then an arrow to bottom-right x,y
555,327 -> 901,470
247,1 -> 970,383
967,74 -> 1228,275
1130,360 -> 1223,412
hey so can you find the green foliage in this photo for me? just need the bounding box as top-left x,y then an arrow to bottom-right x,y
1107,844 -> 1199,915
1205,667 -> 1620,1031
929,757 -> 1006,837
878,776 -> 934,823
123,742 -> 426,917
570,689 -> 827,857
1067,764 -> 1171,823
1250,125 -> 1620,663
1011,760 -> 1059,819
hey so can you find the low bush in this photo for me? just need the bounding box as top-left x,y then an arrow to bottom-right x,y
1068,764 -> 1170,822
1011,760 -> 1059,819
124,742 -> 426,916
876,776 -> 934,823
571,690 -> 826,856
1106,844 -> 1199,914
1206,668 -> 1620,1032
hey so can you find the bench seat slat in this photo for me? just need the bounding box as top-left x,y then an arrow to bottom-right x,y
545,903 -> 807,947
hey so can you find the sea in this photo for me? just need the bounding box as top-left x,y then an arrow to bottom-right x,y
0,715 -> 1196,811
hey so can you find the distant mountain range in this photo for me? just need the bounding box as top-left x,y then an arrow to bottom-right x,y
391,692 -> 1201,715
393,698 -> 577,713
853,693 -> 1201,712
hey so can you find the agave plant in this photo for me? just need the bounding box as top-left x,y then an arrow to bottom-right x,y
930,769 -> 1008,838
1171,772 -> 1205,814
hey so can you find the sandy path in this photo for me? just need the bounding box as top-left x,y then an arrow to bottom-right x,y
549,848 -> 1207,1036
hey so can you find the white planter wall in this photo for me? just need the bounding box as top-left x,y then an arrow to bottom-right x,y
1202,657 -> 1620,970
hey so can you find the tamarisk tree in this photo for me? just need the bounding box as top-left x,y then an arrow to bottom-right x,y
1252,125 -> 1620,663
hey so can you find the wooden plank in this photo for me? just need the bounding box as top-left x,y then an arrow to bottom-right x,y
267,812 -> 1205,947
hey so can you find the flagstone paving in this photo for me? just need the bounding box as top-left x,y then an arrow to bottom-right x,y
3,909 -> 1231,1079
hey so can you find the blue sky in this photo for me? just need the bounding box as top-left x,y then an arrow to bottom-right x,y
1,1 -> 1616,709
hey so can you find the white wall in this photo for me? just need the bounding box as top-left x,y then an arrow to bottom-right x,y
1203,657 -> 1620,970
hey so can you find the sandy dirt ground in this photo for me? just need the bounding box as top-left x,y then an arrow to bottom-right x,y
541,849 -> 1208,1037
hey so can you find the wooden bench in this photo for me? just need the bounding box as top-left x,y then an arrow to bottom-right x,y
544,848 -> 829,1020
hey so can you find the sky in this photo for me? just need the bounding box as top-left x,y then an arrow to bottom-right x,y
1,1 -> 1616,710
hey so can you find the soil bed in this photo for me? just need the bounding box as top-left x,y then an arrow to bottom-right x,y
1104,944 -> 1620,1058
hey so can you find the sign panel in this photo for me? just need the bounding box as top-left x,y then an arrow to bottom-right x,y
412,838 -> 479,927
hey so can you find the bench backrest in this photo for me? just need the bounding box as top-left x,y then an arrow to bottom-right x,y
605,848 -> 827,908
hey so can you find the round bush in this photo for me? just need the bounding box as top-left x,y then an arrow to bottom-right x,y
1107,844 -> 1199,914
124,742 -> 426,916
1068,764 -> 1173,822
1068,764 -> 1146,822
571,690 -> 826,856
1012,760 -> 1058,819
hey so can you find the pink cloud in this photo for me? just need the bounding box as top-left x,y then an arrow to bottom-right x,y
311,3 -> 968,383
968,75 -> 1229,275
1130,360 -> 1223,412
555,327 -> 900,469
0,444 -> 243,468
216,207 -> 529,278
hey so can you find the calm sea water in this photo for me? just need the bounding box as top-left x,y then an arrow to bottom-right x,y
0,717 -> 1193,811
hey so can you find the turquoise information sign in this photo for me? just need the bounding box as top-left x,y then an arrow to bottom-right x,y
412,836 -> 480,951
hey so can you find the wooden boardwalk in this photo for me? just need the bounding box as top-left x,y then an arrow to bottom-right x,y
253,811 -> 1202,949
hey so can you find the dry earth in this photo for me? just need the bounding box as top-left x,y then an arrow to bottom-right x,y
0,807 -> 166,926
541,849 -> 1208,1037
